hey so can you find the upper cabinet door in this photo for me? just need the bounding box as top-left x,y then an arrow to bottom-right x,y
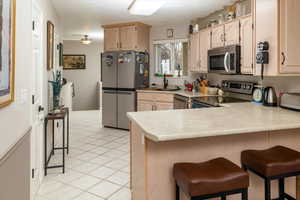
240,16 -> 254,75
104,28 -> 120,51
224,20 -> 240,46
189,32 -> 200,72
199,29 -> 211,73
211,25 -> 224,48
280,0 -> 300,73
120,26 -> 137,50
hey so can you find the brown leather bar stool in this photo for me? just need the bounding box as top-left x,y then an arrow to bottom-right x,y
173,158 -> 249,200
241,146 -> 300,200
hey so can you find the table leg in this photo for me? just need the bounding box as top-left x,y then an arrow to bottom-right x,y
63,118 -> 65,173
67,110 -> 69,154
44,119 -> 48,176
52,120 -> 55,155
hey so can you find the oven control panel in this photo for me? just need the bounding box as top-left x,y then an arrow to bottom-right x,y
222,80 -> 255,95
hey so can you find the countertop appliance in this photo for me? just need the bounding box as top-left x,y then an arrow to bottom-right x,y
192,80 -> 255,108
263,87 -> 277,107
102,51 -> 149,129
174,95 -> 190,109
279,93 -> 300,111
208,45 -> 241,74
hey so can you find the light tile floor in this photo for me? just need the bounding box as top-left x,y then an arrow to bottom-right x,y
36,110 -> 131,200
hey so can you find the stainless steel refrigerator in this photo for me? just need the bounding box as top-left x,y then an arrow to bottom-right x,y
101,51 -> 149,129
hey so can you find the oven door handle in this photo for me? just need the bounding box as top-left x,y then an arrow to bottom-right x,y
224,52 -> 229,73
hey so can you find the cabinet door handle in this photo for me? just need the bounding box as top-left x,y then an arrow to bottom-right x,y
281,52 -> 286,65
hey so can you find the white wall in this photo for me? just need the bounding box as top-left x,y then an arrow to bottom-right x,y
63,40 -> 103,111
0,0 -> 61,197
0,0 -> 32,159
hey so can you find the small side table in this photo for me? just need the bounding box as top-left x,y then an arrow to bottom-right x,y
44,107 -> 70,175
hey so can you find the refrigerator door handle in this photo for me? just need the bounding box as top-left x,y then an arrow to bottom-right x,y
103,91 -> 117,94
118,91 -> 133,95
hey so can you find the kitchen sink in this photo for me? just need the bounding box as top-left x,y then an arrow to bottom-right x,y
142,86 -> 181,92
157,87 -> 181,91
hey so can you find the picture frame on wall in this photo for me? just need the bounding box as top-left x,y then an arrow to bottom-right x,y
0,0 -> 16,108
47,21 -> 54,70
167,28 -> 174,38
63,55 -> 86,70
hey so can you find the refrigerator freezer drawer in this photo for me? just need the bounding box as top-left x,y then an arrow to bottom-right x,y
102,90 -> 117,128
117,91 -> 136,129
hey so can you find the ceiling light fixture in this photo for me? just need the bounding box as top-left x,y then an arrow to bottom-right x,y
128,0 -> 166,16
80,35 -> 92,45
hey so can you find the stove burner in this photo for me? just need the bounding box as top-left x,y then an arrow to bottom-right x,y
192,96 -> 250,107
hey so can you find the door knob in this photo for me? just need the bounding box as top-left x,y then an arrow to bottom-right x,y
38,106 -> 44,112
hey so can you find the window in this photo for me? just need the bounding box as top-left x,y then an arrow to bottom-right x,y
154,39 -> 188,77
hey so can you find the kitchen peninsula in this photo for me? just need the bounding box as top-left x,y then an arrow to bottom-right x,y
128,103 -> 300,200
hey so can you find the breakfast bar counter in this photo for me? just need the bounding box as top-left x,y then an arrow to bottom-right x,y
128,103 -> 300,200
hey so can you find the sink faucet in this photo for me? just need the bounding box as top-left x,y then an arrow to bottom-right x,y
163,74 -> 168,89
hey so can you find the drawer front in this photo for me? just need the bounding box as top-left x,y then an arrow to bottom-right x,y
137,92 -> 174,103
137,101 -> 153,112
155,102 -> 174,111
154,93 -> 174,103
137,92 -> 155,102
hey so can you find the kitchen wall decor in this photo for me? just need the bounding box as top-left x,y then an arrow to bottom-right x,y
63,55 -> 86,70
0,0 -> 16,108
167,28 -> 174,38
47,21 -> 54,70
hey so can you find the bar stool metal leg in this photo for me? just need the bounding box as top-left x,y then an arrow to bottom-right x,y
242,189 -> 248,200
265,179 -> 271,200
176,183 -> 180,200
279,178 -> 284,199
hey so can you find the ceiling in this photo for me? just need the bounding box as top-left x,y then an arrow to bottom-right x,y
51,0 -> 235,41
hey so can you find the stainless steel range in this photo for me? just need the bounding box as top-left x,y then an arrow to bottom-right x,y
192,80 -> 255,108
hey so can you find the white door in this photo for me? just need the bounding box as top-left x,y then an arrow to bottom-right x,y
31,2 -> 44,199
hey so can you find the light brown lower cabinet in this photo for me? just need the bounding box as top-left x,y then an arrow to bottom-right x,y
137,92 -> 174,111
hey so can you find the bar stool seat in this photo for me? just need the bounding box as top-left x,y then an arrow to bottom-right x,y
174,158 -> 249,199
241,146 -> 300,200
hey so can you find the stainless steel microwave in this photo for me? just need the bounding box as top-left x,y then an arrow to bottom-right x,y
208,45 -> 241,74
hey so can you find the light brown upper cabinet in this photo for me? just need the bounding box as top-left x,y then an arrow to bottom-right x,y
224,20 -> 240,46
279,0 -> 300,74
211,20 -> 240,49
102,22 -> 151,52
119,26 -> 137,50
240,16 -> 254,75
104,28 -> 120,51
199,28 -> 211,73
211,25 -> 225,48
189,32 -> 200,72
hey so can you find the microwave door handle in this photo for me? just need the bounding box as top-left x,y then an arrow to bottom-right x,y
224,52 -> 229,73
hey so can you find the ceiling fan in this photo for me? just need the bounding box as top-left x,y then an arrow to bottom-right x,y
71,34 -> 92,45
80,35 -> 92,45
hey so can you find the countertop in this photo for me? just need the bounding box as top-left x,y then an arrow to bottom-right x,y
127,103 -> 300,142
137,89 -> 217,98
